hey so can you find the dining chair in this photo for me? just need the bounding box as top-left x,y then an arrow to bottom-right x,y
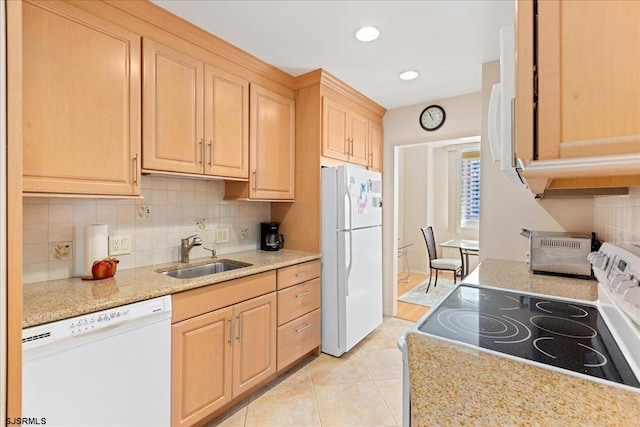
420,227 -> 462,293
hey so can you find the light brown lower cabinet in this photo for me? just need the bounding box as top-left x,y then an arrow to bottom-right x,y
171,284 -> 276,427
277,309 -> 321,371
171,262 -> 320,426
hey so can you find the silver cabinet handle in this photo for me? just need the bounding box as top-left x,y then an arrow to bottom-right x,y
368,152 -> 373,167
252,171 -> 257,192
295,270 -> 311,278
198,138 -> 203,165
236,315 -> 241,342
295,324 -> 311,333
295,290 -> 311,298
228,317 -> 234,347
208,140 -> 213,167
132,154 -> 139,186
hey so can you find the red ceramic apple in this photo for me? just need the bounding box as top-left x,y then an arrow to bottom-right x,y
91,257 -> 119,280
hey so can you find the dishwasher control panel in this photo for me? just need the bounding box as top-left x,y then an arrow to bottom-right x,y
23,296 -> 170,350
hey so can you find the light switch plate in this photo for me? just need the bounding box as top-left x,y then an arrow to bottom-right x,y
216,228 -> 230,244
109,235 -> 132,256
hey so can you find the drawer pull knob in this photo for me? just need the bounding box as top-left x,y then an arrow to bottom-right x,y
295,271 -> 311,277
295,324 -> 311,333
295,291 -> 312,298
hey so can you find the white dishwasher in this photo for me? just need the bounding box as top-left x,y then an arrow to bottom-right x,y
22,295 -> 172,427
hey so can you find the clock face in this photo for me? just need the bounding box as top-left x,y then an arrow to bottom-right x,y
419,105 -> 446,131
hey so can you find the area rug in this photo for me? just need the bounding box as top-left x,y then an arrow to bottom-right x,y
397,278 -> 456,308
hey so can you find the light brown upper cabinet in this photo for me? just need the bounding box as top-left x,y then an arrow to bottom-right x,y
322,97 -> 369,166
21,0 -> 141,196
204,65 -> 249,179
225,84 -> 295,200
515,0 -> 640,193
143,39 -> 249,179
368,121 -> 383,172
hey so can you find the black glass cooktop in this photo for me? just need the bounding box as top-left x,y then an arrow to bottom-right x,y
418,285 -> 639,388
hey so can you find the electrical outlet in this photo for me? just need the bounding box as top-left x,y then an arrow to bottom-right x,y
240,228 -> 249,240
109,235 -> 132,256
216,228 -> 230,244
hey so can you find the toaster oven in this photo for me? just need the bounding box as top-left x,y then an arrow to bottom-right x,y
521,229 -> 595,278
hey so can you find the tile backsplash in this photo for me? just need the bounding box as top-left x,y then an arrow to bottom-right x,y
23,176 -> 271,284
593,186 -> 640,245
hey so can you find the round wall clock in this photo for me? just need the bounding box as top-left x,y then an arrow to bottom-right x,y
419,105 -> 446,131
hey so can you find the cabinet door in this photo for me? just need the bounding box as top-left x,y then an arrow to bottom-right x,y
232,292 -> 277,397
22,1 -> 140,195
143,38 -> 203,174
322,97 -> 349,161
204,65 -> 249,179
537,0 -> 640,160
249,84 -> 295,200
348,111 -> 369,166
172,307 -> 233,427
368,121 -> 383,172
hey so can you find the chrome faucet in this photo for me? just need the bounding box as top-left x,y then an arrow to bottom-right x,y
180,234 -> 202,263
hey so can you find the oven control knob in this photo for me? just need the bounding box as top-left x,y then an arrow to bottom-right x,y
616,278 -> 639,294
611,273 -> 631,290
623,286 -> 640,307
590,253 -> 608,270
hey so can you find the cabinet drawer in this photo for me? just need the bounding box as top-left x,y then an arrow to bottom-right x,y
277,309 -> 320,371
172,271 -> 276,323
277,260 -> 320,290
277,278 -> 320,326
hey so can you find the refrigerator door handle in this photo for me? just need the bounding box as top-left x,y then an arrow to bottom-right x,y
346,230 -> 353,296
345,184 -> 353,231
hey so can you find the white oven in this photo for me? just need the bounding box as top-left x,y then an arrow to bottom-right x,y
399,242 -> 640,426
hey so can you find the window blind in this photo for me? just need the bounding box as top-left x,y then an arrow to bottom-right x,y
460,151 -> 480,228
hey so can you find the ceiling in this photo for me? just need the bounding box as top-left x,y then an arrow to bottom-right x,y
151,0 -> 515,110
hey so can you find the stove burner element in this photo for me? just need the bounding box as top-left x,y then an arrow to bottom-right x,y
530,315 -> 597,338
535,301 -> 588,318
436,309 -> 532,344
533,338 -> 608,368
456,289 -> 522,310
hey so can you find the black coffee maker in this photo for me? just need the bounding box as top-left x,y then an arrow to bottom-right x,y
261,222 -> 284,251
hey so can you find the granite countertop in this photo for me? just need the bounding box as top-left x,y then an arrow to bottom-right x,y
406,258 -> 640,426
23,249 -> 321,328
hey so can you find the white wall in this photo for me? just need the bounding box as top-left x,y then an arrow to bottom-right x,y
478,61 -> 594,262
382,92 -> 482,316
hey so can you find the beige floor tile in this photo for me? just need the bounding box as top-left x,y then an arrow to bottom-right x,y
206,400 -> 247,427
315,381 -> 397,427
352,328 -> 400,353
359,348 -> 404,380
380,317 -> 414,329
375,379 -> 404,426
270,359 -> 314,390
244,383 -> 321,427
309,352 -> 372,386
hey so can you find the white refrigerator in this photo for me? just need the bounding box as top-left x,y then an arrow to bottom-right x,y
321,165 -> 383,357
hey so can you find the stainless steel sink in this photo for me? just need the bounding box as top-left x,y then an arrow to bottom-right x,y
159,260 -> 252,279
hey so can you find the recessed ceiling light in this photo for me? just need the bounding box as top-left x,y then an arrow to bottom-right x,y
354,26 -> 380,42
399,70 -> 420,81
